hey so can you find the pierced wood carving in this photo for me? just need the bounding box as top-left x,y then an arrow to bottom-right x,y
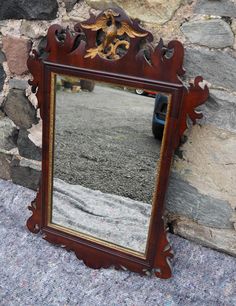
153,220 -> 173,279
81,9 -> 148,60
180,76 -> 209,139
26,8 -> 185,84
26,7 -> 209,279
27,188 -> 42,234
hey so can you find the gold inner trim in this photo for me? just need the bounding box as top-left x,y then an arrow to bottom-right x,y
48,222 -> 147,258
47,72 -> 56,225
47,72 -> 172,259
144,93 -> 172,253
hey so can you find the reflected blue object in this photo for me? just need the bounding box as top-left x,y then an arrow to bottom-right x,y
152,93 -> 168,140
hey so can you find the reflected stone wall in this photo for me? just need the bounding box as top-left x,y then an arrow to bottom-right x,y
0,0 -> 235,255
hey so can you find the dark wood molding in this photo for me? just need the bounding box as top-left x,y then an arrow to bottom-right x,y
26,8 -> 209,279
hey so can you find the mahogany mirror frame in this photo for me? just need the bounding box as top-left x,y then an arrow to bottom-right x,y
26,8 -> 209,279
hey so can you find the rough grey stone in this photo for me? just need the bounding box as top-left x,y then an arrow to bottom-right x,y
20,20 -> 47,39
3,89 -> 38,129
9,79 -> 28,90
86,0 -> 183,24
0,0 -> 58,20
0,64 -> 6,92
181,19 -> 234,48
0,117 -> 18,151
184,47 -> 236,91
0,149 -> 13,180
63,0 -> 78,12
0,110 -> 5,119
166,172 -> 234,229
194,0 -> 236,17
199,89 -> 236,132
232,18 -> 236,34
2,35 -> 32,75
172,218 -> 236,256
17,129 -> 41,161
11,157 -> 41,190
0,50 -> 6,63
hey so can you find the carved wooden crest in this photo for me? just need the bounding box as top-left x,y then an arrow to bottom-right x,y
28,7 -> 208,121
81,9 -> 148,60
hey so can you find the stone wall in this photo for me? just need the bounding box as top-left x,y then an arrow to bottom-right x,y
0,0 -> 235,256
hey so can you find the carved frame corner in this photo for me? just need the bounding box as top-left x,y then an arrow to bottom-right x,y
27,49 -> 45,119
27,186 -> 42,234
26,51 -> 44,234
152,220 -> 173,279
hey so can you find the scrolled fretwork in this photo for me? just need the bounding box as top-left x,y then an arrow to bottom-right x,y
80,9 -> 148,60
27,188 -> 42,234
179,76 -> 209,139
153,219 -> 173,279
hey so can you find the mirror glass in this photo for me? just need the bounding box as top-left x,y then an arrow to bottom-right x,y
51,73 -> 171,254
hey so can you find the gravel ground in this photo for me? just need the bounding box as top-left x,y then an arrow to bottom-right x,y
0,179 -> 236,306
54,85 -> 161,204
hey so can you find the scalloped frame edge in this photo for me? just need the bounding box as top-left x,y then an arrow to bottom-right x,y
26,8 -> 209,279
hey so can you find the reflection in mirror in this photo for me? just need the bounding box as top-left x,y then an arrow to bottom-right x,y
51,74 -> 170,254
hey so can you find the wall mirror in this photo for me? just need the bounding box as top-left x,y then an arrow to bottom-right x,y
26,8 -> 209,278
